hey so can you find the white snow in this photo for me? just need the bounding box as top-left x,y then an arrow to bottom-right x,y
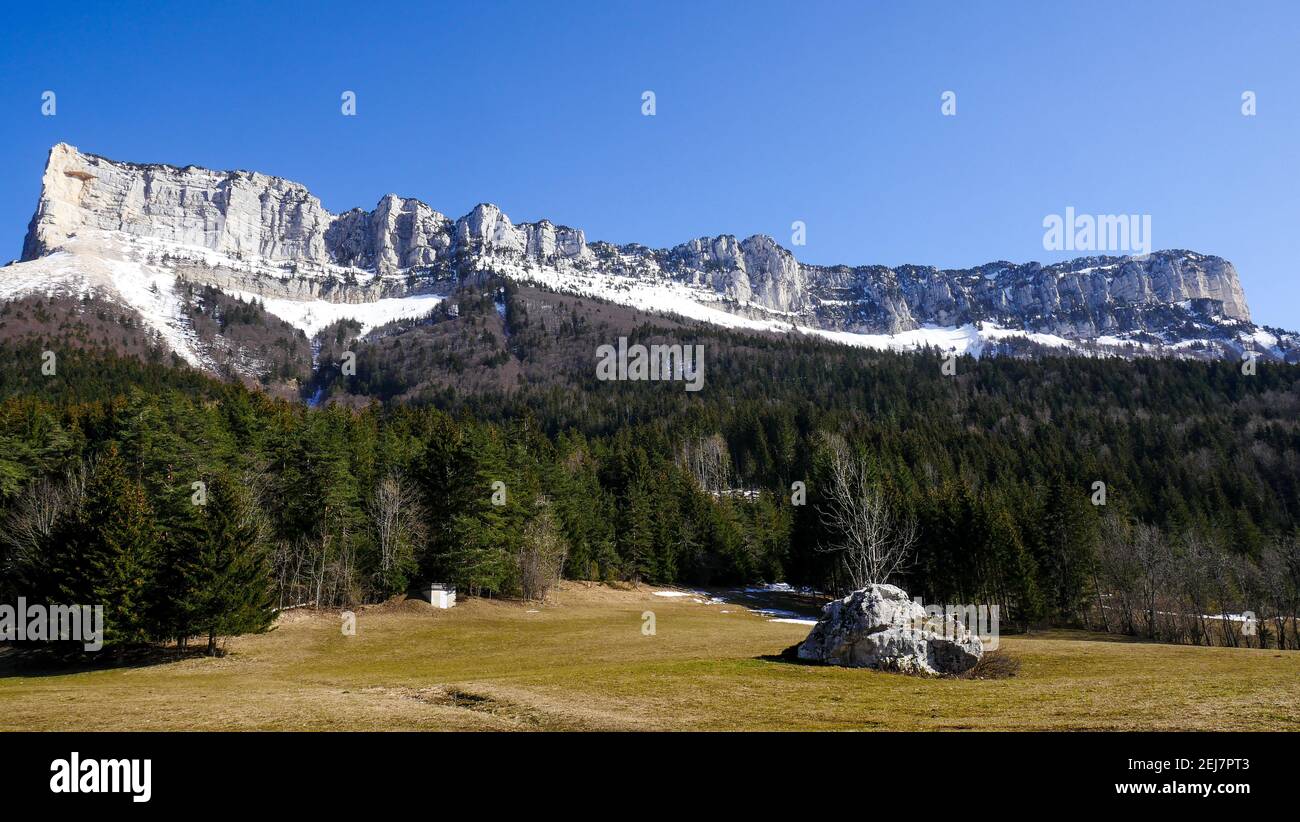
768,617 -> 817,626
482,253 -> 1083,358
1242,328 -> 1279,354
221,287 -> 443,338
0,251 -> 203,366
745,582 -> 795,593
0,235 -> 444,363
3,230 -> 1282,374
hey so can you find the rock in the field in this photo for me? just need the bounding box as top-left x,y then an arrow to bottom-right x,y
796,584 -> 983,675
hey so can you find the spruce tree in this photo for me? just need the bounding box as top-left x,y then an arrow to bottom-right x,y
185,474 -> 275,654
47,444 -> 159,647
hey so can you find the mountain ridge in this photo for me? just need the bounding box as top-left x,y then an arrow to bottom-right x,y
7,143 -> 1296,377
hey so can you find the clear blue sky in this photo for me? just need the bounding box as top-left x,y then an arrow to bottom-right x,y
2,0 -> 1298,327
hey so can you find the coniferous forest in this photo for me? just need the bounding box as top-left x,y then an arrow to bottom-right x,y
2,285 -> 1300,653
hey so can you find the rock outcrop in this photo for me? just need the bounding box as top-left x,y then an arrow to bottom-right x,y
23,143 -> 335,264
807,253 -> 1250,337
796,584 -> 984,675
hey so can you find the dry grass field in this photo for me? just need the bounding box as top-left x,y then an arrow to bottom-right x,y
2,582 -> 1298,731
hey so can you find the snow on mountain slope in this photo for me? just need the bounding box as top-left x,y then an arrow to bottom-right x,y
0,232 -> 445,364
5,142 -> 1298,371
0,232 -> 1035,360
494,254 -> 1074,356
218,287 -> 443,338
2,228 -> 1289,368
0,249 -> 203,366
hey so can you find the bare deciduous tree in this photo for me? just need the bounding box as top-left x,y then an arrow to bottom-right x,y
1180,531 -> 1218,645
1258,537 -> 1300,650
518,496 -> 568,602
676,434 -> 731,495
815,434 -> 916,590
1131,522 -> 1170,639
368,471 -> 426,594
1,461 -> 89,587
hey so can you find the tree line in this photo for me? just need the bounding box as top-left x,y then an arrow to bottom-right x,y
2,324 -> 1299,651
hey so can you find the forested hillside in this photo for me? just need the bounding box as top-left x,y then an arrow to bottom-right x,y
2,281 -> 1300,652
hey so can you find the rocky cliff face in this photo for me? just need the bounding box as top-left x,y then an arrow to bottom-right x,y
806,252 -> 1251,338
23,143 -> 335,264
17,143 -> 1272,349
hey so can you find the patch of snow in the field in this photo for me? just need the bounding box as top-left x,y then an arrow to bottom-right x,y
742,582 -> 822,595
650,585 -> 822,623
1204,612 -> 1254,623
222,287 -> 443,337
653,589 -> 728,605
1115,605 -> 1260,624
750,607 -> 812,621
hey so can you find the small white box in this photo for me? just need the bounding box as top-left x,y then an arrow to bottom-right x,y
423,583 -> 456,609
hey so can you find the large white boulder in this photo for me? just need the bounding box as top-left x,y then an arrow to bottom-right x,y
796,584 -> 983,675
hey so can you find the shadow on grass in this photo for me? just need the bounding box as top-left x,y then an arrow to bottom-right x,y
756,643 -> 1022,679
0,643 -> 216,678
705,586 -> 828,619
755,642 -> 823,666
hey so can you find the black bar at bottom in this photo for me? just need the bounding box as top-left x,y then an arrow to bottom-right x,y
0,731 -> 1285,809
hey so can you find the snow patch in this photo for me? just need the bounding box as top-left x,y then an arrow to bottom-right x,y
222,288 -> 443,338
0,251 -> 202,366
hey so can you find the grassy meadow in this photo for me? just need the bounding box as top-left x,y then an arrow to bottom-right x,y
2,583 -> 1297,731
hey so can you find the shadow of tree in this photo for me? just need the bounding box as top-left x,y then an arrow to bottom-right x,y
1,643 -> 219,678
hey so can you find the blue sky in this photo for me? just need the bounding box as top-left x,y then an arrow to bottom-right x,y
2,0 -> 1298,327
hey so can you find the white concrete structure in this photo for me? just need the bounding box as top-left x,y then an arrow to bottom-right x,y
423,583 -> 456,609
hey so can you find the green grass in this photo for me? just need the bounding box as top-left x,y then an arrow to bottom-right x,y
2,583 -> 1298,731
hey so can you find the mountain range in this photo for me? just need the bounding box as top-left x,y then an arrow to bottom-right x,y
3,143 -> 1295,400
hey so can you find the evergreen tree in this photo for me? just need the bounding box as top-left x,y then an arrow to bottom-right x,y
163,474 -> 275,654
46,444 -> 159,647
1033,477 -> 1099,622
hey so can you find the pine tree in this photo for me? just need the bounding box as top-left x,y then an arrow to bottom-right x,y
1034,477 -> 1099,622
417,415 -> 519,595
46,444 -> 159,647
178,474 -> 275,654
